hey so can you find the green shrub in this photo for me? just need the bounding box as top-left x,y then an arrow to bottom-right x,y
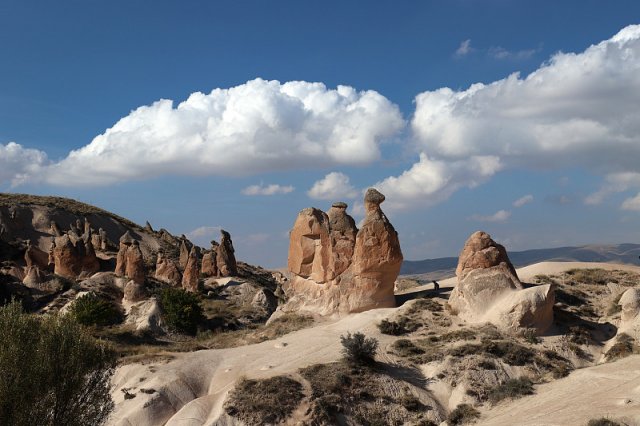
0,301 -> 116,426
340,332 -> 378,365
69,292 -> 123,326
448,403 -> 480,425
488,377 -> 534,403
159,287 -> 204,335
224,376 -> 303,425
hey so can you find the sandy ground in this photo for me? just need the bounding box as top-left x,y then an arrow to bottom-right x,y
480,354 -> 640,426
109,261 -> 640,425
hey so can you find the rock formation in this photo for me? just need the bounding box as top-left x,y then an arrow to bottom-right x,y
155,251 -> 182,285
179,239 -> 191,270
281,189 -> 403,316
616,288 -> 640,340
124,280 -> 146,303
115,232 -> 145,284
216,230 -> 238,277
201,241 -> 219,277
51,233 -> 100,280
181,246 -> 200,292
50,221 -> 63,237
448,231 -> 554,334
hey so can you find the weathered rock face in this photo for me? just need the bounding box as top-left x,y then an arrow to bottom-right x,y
282,190 -> 403,316
179,239 -> 192,270
51,233 -> 100,280
449,231 -> 553,334
125,242 -> 145,285
287,208 -> 332,283
155,251 -> 182,285
216,230 -> 238,277
327,202 -> 357,279
115,232 -> 145,284
182,247 -> 200,292
455,231 -> 519,283
201,242 -> 219,277
124,280 -> 147,303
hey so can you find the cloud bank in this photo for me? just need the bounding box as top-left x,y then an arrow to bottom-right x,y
378,24 -> 640,211
39,78 -> 405,186
0,142 -> 49,187
3,25 -> 640,215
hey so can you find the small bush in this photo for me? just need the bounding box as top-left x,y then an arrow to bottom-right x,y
159,287 -> 204,335
0,301 -> 116,425
587,418 -> 621,426
448,403 -> 480,425
340,332 -> 378,365
378,318 -> 411,335
69,292 -> 123,326
224,376 -> 303,425
488,377 -> 534,403
606,333 -> 638,361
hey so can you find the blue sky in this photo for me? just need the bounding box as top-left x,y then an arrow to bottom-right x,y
2,1 -> 640,268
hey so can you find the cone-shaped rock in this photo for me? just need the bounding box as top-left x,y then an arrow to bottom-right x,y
155,251 -> 182,285
216,230 -> 237,277
182,247 -> 200,292
449,231 -> 553,334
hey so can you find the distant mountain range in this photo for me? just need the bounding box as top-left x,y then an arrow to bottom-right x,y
400,243 -> 640,278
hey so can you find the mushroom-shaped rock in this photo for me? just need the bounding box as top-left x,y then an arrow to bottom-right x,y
181,247 -> 200,292
449,231 -> 553,334
351,188 -> 403,311
281,189 -> 402,316
327,202 -> 357,278
216,230 -> 238,277
155,251 -> 182,285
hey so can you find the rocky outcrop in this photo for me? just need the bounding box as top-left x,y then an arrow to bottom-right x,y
449,231 -> 554,334
201,241 -> 219,277
179,239 -> 191,270
216,230 -> 238,277
455,231 -> 519,283
115,232 -> 145,284
617,288 -> 640,340
328,202 -> 358,278
124,280 -> 146,303
155,251 -> 182,285
182,247 -> 200,292
51,233 -> 100,280
281,189 -> 403,316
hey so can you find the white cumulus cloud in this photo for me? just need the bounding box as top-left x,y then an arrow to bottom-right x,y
307,172 -> 358,200
412,25 -> 640,172
241,183 -> 294,196
513,194 -> 534,207
40,78 -> 404,186
0,142 -> 49,187
376,24 -> 640,212
469,209 -> 511,223
373,153 -> 502,212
